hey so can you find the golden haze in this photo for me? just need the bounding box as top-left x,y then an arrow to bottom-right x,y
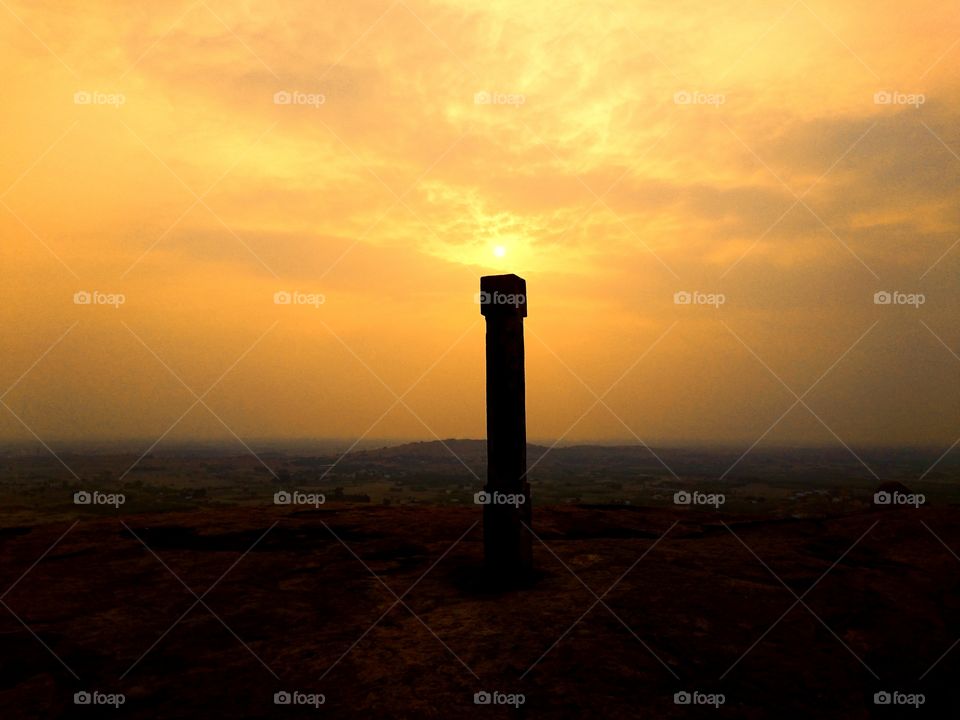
1,0 -> 959,447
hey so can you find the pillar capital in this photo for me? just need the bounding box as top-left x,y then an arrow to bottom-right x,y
479,274 -> 527,318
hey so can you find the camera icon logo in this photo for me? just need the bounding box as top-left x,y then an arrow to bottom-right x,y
73,691 -> 91,704
673,490 -> 691,505
73,91 -> 92,105
474,691 -> 491,704
274,690 -> 291,705
273,91 -> 292,105
873,91 -> 892,105
73,291 -> 92,305
674,691 -> 692,704
274,491 -> 292,505
74,490 -> 92,505
673,291 -> 692,305
473,491 -> 491,505
673,91 -> 692,105
873,491 -> 891,505
874,291 -> 892,305
873,691 -> 891,705
273,291 -> 292,305
474,91 -> 491,105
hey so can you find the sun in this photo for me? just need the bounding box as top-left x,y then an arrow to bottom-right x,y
493,245 -> 506,258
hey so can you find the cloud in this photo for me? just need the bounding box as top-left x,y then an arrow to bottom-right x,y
1,0 -> 959,445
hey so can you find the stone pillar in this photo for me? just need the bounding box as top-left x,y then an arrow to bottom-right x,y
479,273 -> 532,580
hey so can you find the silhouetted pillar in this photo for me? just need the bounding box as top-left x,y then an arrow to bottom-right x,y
480,273 -> 532,579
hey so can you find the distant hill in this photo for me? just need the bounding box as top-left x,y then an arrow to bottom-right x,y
352,439 -> 491,462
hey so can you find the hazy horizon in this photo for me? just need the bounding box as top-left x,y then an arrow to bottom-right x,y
1,435 -> 955,453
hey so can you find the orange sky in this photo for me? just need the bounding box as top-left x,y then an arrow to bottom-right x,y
1,0 -> 959,448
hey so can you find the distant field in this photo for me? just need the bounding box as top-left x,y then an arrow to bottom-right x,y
1,441 -> 957,526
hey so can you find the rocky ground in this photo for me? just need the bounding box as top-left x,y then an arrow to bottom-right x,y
0,503 -> 958,717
